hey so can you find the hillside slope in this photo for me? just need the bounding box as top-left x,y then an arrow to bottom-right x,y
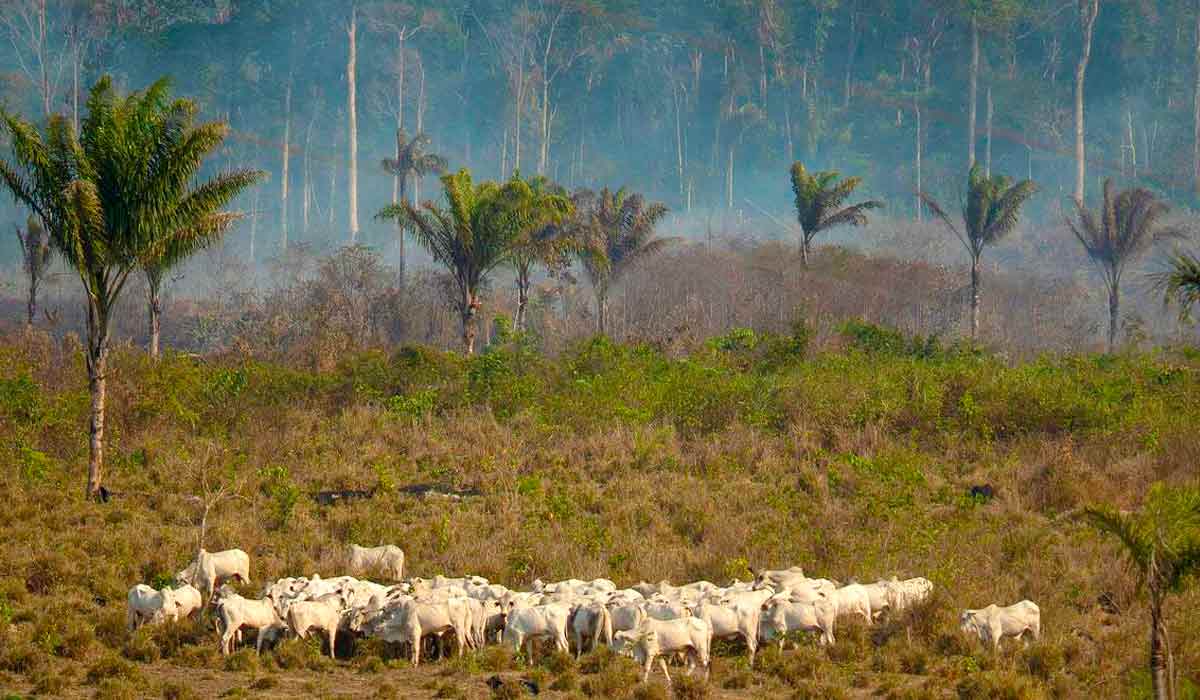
1,325 -> 1198,699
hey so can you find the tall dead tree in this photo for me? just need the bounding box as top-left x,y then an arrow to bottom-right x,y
968,12 -> 979,167
14,215 -> 51,328
1074,0 -> 1099,206
346,2 -> 360,243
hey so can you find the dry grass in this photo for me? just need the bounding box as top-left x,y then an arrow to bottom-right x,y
1,326 -> 1199,698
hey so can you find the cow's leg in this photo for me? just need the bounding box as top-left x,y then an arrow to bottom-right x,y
745,633 -> 757,667
658,657 -> 672,684
525,637 -> 536,665
328,628 -> 337,659
411,633 -> 421,666
575,628 -> 584,659
221,627 -> 235,656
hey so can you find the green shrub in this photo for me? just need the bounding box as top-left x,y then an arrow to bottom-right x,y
670,675 -> 710,700
789,682 -> 849,700
222,648 -> 259,673
85,654 -> 140,685
631,682 -> 669,700
955,670 -> 1044,700
94,678 -> 138,700
248,676 -> 278,691
122,628 -> 160,663
30,667 -> 70,695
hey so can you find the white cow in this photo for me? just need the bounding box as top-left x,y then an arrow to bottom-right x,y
886,577 -> 934,613
126,584 -> 178,631
827,584 -> 873,624
694,600 -> 760,666
177,548 -> 251,599
644,597 -> 693,621
213,591 -> 285,655
503,603 -> 571,662
166,584 -> 203,621
286,594 -> 343,659
759,595 -> 837,647
363,597 -> 471,665
960,601 -> 1040,652
570,601 -> 613,658
347,544 -> 405,581
612,617 -> 713,685
693,589 -> 771,665
607,600 -> 647,634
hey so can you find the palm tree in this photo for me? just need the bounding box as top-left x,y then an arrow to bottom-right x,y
14,214 -> 52,327
790,162 -> 883,267
919,164 -> 1037,338
381,129 -> 447,287
1067,180 -> 1186,352
1156,252 -> 1200,323
573,187 -> 675,336
1085,483 -> 1200,700
0,76 -> 263,500
376,169 -> 519,354
500,174 -> 574,332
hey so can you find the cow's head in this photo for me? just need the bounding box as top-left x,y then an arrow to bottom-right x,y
958,611 -> 978,635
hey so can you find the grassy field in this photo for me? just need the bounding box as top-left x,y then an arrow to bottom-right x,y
1,321 -> 1198,699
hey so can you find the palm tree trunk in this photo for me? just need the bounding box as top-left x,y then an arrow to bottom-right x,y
1108,283 -> 1120,352
1074,0 -> 1099,207
397,146 -> 409,290
597,289 -> 608,336
149,281 -> 162,361
26,267 -> 38,328
970,255 -> 981,339
1150,594 -> 1169,700
800,236 -> 810,268
461,289 -> 478,355
516,266 -> 530,332
85,300 -> 110,501
985,86 -> 993,177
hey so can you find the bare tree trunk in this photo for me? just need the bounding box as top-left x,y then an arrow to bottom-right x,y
398,145 -> 409,288
968,13 -> 979,168
347,4 -> 360,243
26,272 -> 37,327
726,145 -> 734,209
85,301 -> 110,500
915,92 -> 923,222
970,255 -> 981,339
844,7 -> 858,108
1194,1 -> 1200,194
303,106 -> 315,234
985,86 -> 993,177
1074,0 -> 1099,206
673,80 -> 684,201
414,56 -> 426,203
800,235 -> 810,267
280,76 -> 292,251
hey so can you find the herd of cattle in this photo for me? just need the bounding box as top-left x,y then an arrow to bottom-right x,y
124,545 -> 1042,684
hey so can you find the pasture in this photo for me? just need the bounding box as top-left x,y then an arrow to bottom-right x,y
1,324 -> 1198,699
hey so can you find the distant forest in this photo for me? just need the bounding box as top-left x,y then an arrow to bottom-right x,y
0,0 -> 1198,251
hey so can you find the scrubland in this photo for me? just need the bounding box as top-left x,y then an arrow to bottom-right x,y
1,320 -> 1198,699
